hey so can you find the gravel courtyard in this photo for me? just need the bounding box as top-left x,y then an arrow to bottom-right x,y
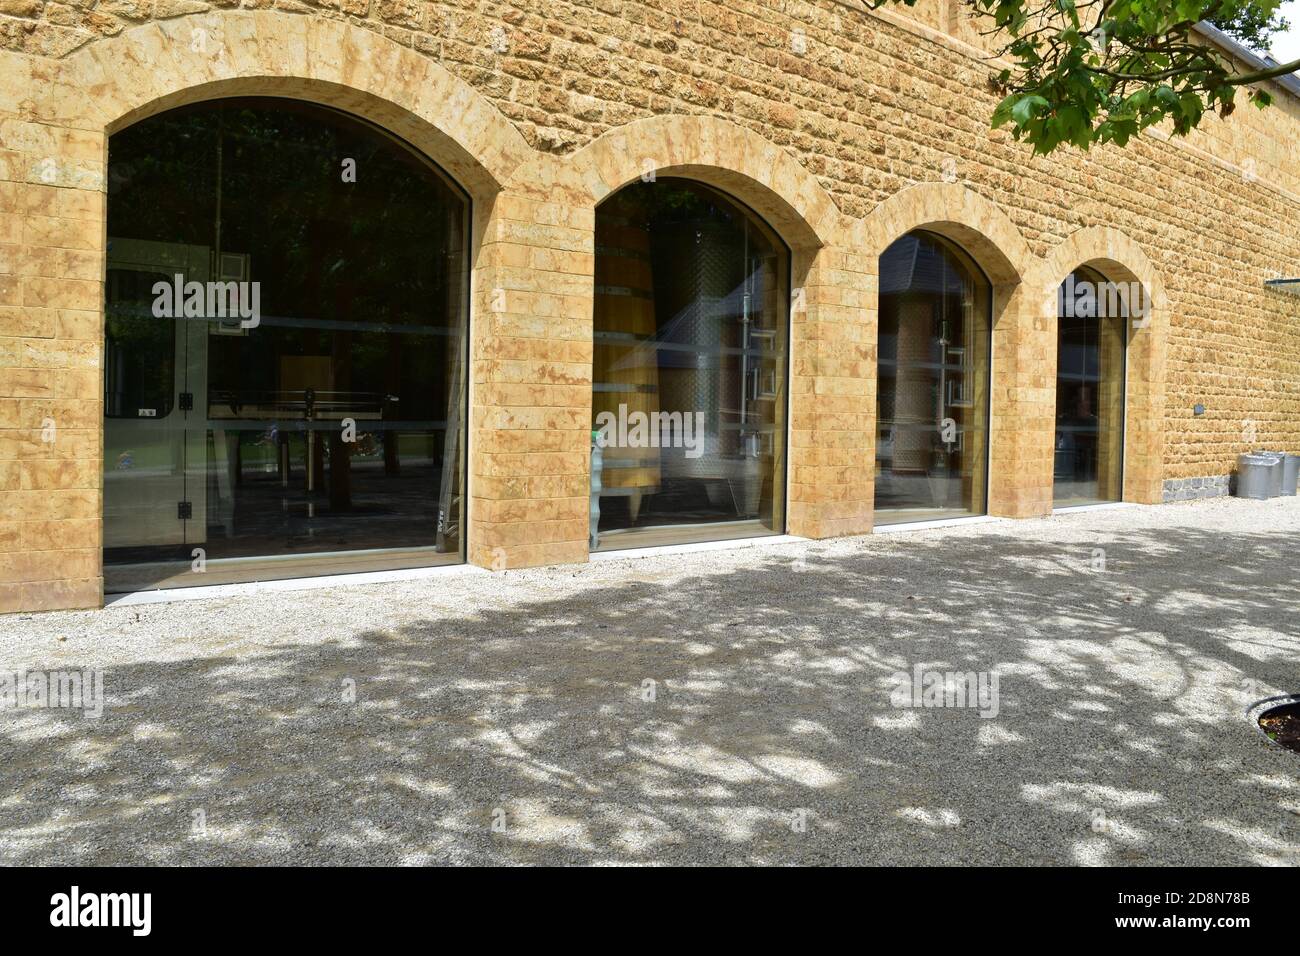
1,497 -> 1298,866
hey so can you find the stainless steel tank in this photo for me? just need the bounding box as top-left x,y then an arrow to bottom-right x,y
650,219 -> 760,512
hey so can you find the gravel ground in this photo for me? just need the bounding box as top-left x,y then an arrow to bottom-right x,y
1,496 -> 1298,866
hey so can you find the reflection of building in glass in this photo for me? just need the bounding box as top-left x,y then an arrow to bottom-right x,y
1054,266 -> 1127,507
876,232 -> 991,524
591,179 -> 789,550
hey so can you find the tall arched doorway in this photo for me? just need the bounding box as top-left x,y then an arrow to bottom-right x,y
1053,266 -> 1127,506
589,178 -> 790,550
875,231 -> 993,524
103,98 -> 469,591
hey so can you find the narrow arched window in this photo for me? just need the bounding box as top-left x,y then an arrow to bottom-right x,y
590,178 -> 790,550
876,231 -> 992,524
1054,265 -> 1127,506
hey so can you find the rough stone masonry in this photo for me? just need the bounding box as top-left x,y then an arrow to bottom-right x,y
0,0 -> 1297,610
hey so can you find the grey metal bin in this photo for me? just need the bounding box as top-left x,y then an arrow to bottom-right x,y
1254,450 -> 1287,497
1237,454 -> 1279,500
1284,454 -> 1300,496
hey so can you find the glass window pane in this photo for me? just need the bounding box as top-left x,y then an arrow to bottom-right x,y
591,178 -> 788,550
875,231 -> 991,524
1053,266 -> 1127,506
104,98 -> 468,591
104,268 -> 175,420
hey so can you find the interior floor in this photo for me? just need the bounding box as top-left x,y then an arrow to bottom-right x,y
593,518 -> 777,552
105,546 -> 458,593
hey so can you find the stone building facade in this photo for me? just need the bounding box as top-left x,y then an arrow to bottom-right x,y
1,0 -> 1298,612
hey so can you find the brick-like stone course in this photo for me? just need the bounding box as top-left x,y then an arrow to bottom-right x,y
1163,475 -> 1232,502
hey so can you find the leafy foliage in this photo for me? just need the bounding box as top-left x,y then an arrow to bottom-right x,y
869,0 -> 1294,153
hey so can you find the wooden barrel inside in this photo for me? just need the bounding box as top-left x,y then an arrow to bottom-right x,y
594,221 -> 661,499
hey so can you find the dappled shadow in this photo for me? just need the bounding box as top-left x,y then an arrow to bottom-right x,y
1,511 -> 1299,864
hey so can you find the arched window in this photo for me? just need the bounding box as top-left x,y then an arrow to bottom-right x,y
1054,266 -> 1127,506
590,178 -> 789,550
876,231 -> 992,524
103,98 -> 469,591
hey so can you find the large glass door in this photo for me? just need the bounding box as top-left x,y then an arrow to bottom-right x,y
875,231 -> 992,525
1053,266 -> 1126,506
589,178 -> 789,551
104,240 -> 210,556
104,99 -> 469,592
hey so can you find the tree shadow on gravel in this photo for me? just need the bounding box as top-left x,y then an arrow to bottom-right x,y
1,523 -> 1298,865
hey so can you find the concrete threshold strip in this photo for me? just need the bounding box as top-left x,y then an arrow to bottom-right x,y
105,563 -> 488,608
877,502 -> 1137,533
588,533 -> 807,562
1050,502 -> 1139,515
106,505 -> 1147,607
871,515 -> 1001,534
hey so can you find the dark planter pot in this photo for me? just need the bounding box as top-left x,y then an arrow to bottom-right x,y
1246,694 -> 1300,754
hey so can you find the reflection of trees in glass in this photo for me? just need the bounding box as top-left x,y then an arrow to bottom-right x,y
599,178 -> 746,231
111,102 -> 455,308
104,270 -> 174,418
109,99 -> 466,418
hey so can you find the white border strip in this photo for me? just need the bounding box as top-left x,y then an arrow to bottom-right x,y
872,515 -> 1001,534
1051,501 -> 1139,514
589,533 -> 806,563
105,562 -> 486,607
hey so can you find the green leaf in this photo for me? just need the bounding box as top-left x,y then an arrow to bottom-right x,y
870,0 -> 1294,154
1011,94 -> 1050,125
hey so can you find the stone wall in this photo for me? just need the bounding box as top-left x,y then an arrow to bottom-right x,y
1,2 -> 1298,611
1164,475 -> 1232,502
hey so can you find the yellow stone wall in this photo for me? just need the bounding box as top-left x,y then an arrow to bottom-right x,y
0,3 -> 1297,611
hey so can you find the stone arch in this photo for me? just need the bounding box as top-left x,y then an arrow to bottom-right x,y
489,116 -> 860,548
56,10 -> 532,198
1036,226 -> 1168,320
1036,226 -> 1167,312
1033,226 -> 1170,505
545,114 -> 846,251
858,182 -> 1034,285
858,182 -> 1042,520
38,10 -> 538,596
